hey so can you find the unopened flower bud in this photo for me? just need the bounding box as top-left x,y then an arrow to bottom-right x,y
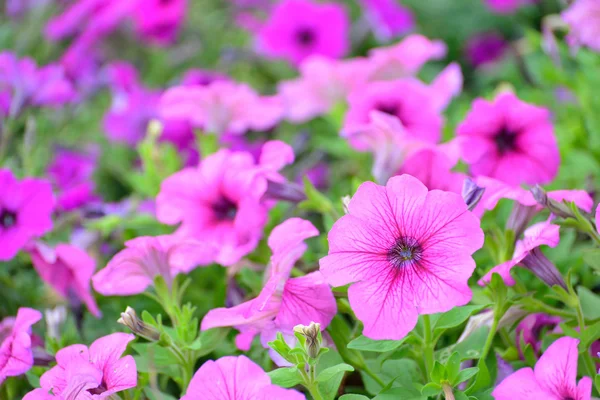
294,322 -> 321,359
507,203 -> 538,239
521,248 -> 567,289
531,185 -> 573,219
263,180 -> 307,203
462,178 -> 485,211
118,307 -> 160,341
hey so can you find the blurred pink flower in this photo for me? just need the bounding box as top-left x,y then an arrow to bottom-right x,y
359,0 -> 414,41
201,218 -> 336,354
25,333 -> 137,399
48,148 -> 98,211
132,0 -> 187,45
92,235 -> 216,296
181,355 -> 305,400
156,141 -> 294,265
180,68 -> 230,87
562,0 -> 600,53
493,337 -> 592,400
457,92 -> 559,186
0,169 -> 55,261
484,0 -> 537,14
466,32 -> 509,67
29,242 -> 101,318
320,175 -> 484,340
160,81 -> 283,135
256,0 -> 349,66
0,308 -> 42,385
515,313 -> 561,356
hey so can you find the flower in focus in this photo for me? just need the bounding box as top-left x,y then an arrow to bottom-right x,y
0,308 -> 42,385
24,333 -> 137,399
515,313 -> 561,356
493,337 -> 592,400
0,169 -> 55,261
256,0 -> 349,66
201,218 -> 336,356
47,148 -> 98,211
562,0 -> 600,53
92,235 -> 216,296
465,32 -> 509,67
358,0 -> 414,41
29,242 -> 101,318
156,141 -> 294,265
320,175 -> 484,340
457,92 -> 560,186
181,355 -> 305,400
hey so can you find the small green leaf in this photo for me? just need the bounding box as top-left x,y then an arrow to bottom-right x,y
195,328 -> 229,357
268,367 -> 303,388
430,361 -> 445,383
454,368 -> 479,385
316,363 -> 354,382
578,286 -> 600,319
582,249 -> 600,272
445,352 -> 462,383
421,382 -> 442,396
454,391 -> 470,400
339,395 -> 370,400
434,305 -> 488,336
347,335 -> 406,352
465,357 -> 491,394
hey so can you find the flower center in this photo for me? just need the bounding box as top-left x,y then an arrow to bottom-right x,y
212,196 -> 237,221
387,236 -> 423,268
0,209 -> 17,229
494,127 -> 517,155
296,28 -> 315,46
375,102 -> 409,127
87,382 -> 107,395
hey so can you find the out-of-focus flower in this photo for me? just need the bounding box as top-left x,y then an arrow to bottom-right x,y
256,0 -> 349,66
47,148 -> 98,211
92,235 -> 216,296
0,169 -> 55,261
131,0 -> 187,45
0,308 -> 42,385
479,221 -> 565,288
359,0 -> 414,41
562,0 -> 600,53
180,68 -> 230,87
493,337 -> 592,399
201,218 -> 336,359
320,175 -> 484,340
160,81 -> 283,135
28,242 -> 101,318
484,0 -> 537,14
156,141 -> 294,266
181,355 -> 305,400
466,32 -> 509,67
515,313 -> 561,356
457,92 -> 559,186
24,333 -> 137,399
0,52 -> 75,117
5,0 -> 50,18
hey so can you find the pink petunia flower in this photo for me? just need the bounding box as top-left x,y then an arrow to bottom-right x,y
156,141 -> 294,266
0,308 -> 42,385
92,235 -> 216,296
29,242 -> 101,318
47,148 -> 98,211
562,0 -> 600,53
24,333 -> 137,399
201,218 -> 337,354
181,355 -> 305,400
0,169 -> 55,261
160,80 -> 283,135
515,313 -> 561,356
131,0 -> 187,46
358,0 -> 414,41
457,92 -> 560,186
320,175 -> 484,340
256,0 -> 349,66
493,337 -> 592,400
479,220 -> 563,287
465,32 -> 509,67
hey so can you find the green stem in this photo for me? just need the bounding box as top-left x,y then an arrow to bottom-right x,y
575,303 -> 597,378
423,315 -> 435,378
479,315 -> 500,366
362,363 -> 386,388
301,366 -> 325,400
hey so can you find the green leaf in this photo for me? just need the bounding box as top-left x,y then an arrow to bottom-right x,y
434,305 -> 488,336
454,368 -> 479,385
578,286 -> 600,319
580,320 -> 600,348
452,326 -> 489,360
316,363 -> 354,382
299,176 -> 334,214
465,357 -> 491,395
317,351 -> 347,400
582,248 -> 600,272
421,382 -> 442,396
347,335 -> 406,353
454,391 -> 470,400
143,387 -> 178,400
339,395 -> 370,400
195,328 -> 229,357
361,359 -> 421,396
430,361 -> 445,383
445,352 -> 462,383
268,367 -> 303,388
374,387 -> 427,400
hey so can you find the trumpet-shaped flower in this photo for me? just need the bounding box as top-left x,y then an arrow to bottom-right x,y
0,169 -> 55,261
48,148 -> 98,211
181,355 -> 305,400
0,308 -> 42,385
201,218 -> 336,353
493,337 -> 592,400
320,175 -> 484,340
515,313 -> 561,356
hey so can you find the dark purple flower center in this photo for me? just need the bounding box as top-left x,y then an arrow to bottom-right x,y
296,27 -> 316,47
375,102 -> 409,127
388,236 -> 423,268
88,382 -> 107,395
159,0 -> 173,5
212,196 -> 237,221
0,209 -> 17,229
494,127 -> 518,155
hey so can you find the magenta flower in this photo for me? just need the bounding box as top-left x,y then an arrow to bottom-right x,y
256,0 -> 349,66
320,175 -> 484,340
131,0 -> 186,45
181,355 -> 305,400
515,313 -> 561,356
29,242 -> 101,318
493,337 -> 592,399
562,0 -> 600,53
465,32 -> 508,67
0,169 -> 55,261
457,92 -> 560,186
359,0 -> 414,41
156,141 -> 294,266
92,235 -> 216,296
25,333 -> 137,399
160,81 -> 283,135
48,148 -> 98,211
0,308 -> 42,385
479,221 -> 561,287
201,218 -> 336,353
